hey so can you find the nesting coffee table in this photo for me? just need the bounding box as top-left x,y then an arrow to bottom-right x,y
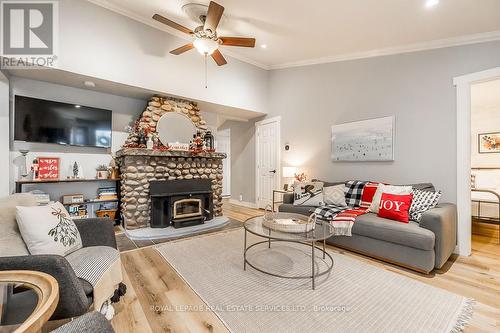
243,213 -> 335,290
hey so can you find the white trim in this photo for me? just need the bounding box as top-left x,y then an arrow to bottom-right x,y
454,66 -> 500,256
86,1 -> 500,71
255,116 -> 282,127
270,30 -> 500,70
86,0 -> 269,70
228,199 -> 258,209
255,116 -> 281,209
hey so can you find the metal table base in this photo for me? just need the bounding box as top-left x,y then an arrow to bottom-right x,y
243,229 -> 334,290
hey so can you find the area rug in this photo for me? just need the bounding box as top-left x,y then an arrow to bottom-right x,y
155,229 -> 473,333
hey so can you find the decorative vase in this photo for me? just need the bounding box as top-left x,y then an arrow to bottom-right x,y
96,170 -> 109,179
146,136 -> 154,149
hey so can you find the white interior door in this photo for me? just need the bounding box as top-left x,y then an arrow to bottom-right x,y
256,118 -> 280,209
217,129 -> 231,197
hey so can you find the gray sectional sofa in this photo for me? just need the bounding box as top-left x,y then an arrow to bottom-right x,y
279,182 -> 457,274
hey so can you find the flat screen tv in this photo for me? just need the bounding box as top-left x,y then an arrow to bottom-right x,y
14,95 -> 112,148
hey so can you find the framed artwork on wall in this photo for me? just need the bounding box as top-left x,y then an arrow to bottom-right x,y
478,132 -> 500,153
331,116 -> 394,162
36,157 -> 60,180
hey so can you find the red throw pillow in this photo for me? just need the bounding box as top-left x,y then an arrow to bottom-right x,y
360,182 -> 379,208
377,193 -> 413,223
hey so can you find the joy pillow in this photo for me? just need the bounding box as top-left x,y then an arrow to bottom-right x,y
377,193 -> 414,223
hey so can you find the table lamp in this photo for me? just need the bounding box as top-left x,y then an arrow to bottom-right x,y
282,166 -> 297,191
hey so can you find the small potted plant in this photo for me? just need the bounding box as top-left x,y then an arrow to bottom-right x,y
96,164 -> 109,179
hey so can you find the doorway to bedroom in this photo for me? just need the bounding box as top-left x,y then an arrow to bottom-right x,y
470,78 -> 500,244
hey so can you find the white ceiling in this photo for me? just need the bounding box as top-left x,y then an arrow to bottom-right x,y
88,0 -> 500,69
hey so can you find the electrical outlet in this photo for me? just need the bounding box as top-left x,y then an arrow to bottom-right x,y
239,194 -> 243,201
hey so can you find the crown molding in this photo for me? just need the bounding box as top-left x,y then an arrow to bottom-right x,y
269,30 -> 500,70
87,1 -> 500,72
86,0 -> 270,70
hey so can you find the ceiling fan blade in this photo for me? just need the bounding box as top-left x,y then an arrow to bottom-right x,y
153,14 -> 193,35
204,1 -> 224,34
211,49 -> 227,66
219,37 -> 256,48
170,43 -> 194,55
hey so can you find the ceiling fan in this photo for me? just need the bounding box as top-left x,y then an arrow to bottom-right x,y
153,1 -> 256,66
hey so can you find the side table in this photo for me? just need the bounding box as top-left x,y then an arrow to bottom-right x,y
272,189 -> 293,212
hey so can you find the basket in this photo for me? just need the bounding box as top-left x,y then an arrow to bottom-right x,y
95,209 -> 117,219
262,205 -> 316,233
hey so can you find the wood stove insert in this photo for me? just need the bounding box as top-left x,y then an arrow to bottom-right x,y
150,179 -> 213,228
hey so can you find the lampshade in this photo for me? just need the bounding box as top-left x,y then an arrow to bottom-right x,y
282,166 -> 297,178
193,38 -> 219,55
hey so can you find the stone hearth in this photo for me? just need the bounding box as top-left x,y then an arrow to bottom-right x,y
116,148 -> 226,230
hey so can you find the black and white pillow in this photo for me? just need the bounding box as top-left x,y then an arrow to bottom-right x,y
344,180 -> 368,208
293,182 -> 324,206
409,189 -> 442,222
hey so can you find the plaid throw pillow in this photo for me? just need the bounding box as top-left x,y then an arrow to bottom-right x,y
344,180 -> 368,208
409,189 -> 442,222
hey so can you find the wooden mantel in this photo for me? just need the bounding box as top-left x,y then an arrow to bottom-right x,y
115,148 -> 226,160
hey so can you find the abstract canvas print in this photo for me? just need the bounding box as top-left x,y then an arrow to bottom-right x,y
331,116 -> 394,161
478,132 -> 500,153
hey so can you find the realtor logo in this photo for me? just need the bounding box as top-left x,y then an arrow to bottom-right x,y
1,1 -> 58,68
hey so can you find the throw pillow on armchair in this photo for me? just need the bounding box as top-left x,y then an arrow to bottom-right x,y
16,202 -> 83,256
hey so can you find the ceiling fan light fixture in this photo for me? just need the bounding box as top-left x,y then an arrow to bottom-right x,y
193,38 -> 219,55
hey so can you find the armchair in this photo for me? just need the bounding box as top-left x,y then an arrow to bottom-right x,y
0,194 -> 124,320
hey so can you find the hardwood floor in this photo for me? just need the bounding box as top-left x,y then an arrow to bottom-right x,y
111,201 -> 500,332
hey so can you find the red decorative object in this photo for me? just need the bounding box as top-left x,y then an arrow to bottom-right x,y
294,172 -> 307,182
37,157 -> 60,180
377,193 -> 413,223
360,182 -> 379,208
123,143 -> 141,148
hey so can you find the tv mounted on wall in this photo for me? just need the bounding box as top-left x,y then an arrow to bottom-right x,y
14,95 -> 112,148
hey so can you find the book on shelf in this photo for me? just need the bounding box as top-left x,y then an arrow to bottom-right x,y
31,190 -> 50,205
96,195 -> 118,201
96,186 -> 118,201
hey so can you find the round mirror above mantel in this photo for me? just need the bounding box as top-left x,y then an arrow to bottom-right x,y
156,112 -> 197,147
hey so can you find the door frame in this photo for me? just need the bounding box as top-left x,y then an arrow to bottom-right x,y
255,116 -> 281,208
454,66 -> 500,256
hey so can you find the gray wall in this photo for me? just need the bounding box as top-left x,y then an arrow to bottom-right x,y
8,76 -> 147,192
219,120 -> 258,203
267,41 -> 500,203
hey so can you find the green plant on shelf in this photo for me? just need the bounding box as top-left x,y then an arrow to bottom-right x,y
96,164 -> 108,171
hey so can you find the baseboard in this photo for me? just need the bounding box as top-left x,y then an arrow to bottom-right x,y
228,199 -> 258,209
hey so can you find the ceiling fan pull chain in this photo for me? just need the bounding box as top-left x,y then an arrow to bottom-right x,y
205,53 -> 208,89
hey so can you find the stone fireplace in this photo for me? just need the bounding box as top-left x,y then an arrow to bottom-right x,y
116,96 -> 227,230
116,149 -> 226,229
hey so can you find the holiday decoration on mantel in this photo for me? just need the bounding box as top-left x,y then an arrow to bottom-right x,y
123,96 -> 208,147
122,96 -> 216,157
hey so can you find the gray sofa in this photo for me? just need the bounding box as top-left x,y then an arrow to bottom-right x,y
0,193 -> 123,320
279,182 -> 457,274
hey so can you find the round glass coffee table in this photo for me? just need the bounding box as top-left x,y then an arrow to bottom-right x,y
243,213 -> 335,290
